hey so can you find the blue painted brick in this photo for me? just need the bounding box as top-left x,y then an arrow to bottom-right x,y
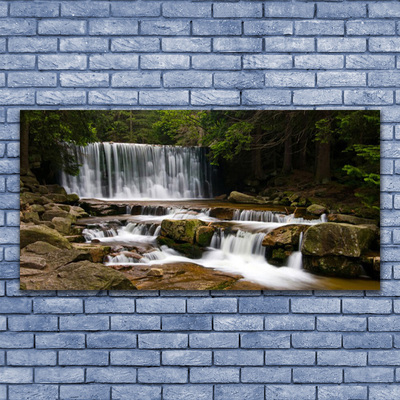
6,143 -> 19,158
163,385 -> 212,400
139,333 -> 187,349
240,332 -> 290,349
8,72 -> 57,88
295,20 -> 344,35
343,333 -> 392,349
8,385 -> 59,400
9,37 -> 57,53
162,315 -> 211,331
343,299 -> 392,314
193,20 -> 241,36
293,367 -> 342,383
189,332 -> 239,348
292,333 -> 341,349
191,90 -> 239,106
0,367 -> 33,383
370,38 -> 400,53
318,38 -> 367,53
0,333 -> 33,348
38,54 -> 87,70
242,367 -> 291,383
0,297 -> 31,313
60,72 -> 109,88
6,176 -> 20,192
86,367 -> 136,383
0,55 -> 35,70
265,385 -> 316,400
39,19 -> 86,35
292,298 -> 341,313
239,297 -> 288,313
346,55 -> 395,70
85,298 -> 135,313
60,315 -> 109,331
214,350 -> 263,366
163,2 -> 210,18
370,386 -> 400,400
244,21 -> 292,36
0,316 -> 5,330
112,2 -> 160,17
89,19 -> 138,35
112,385 -> 161,400
345,90 -> 393,105
369,350 -> 400,366
295,55 -> 344,69
141,21 -> 189,36
317,3 -> 366,19
370,71 -> 400,87
61,2 -> 110,17
162,38 -> 211,53
37,90 -> 87,105
264,37 -> 314,52
265,350 -> 315,365
347,20 -> 395,36
0,19 -> 36,36
318,350 -> 366,366
0,3 -> 6,17
87,332 -> 137,348
213,3 -> 262,18
369,316 -> 400,331
138,367 -> 187,383
214,38 -> 262,53
141,55 -> 189,70
111,315 -> 160,330
318,72 -> 366,87
59,350 -> 109,366
90,54 -> 138,70
369,3 -> 400,18
192,55 -> 241,70
10,2 -> 59,17
318,385 -> 368,400
60,385 -> 110,400
187,298 -> 237,313
7,349 -> 57,366
265,315 -> 315,330
35,367 -> 84,383
162,350 -> 211,366
214,385 -> 264,400
140,90 -> 189,106
89,90 -> 138,105
345,367 -> 394,383
190,367 -> 239,383
110,350 -> 159,366
317,316 -> 366,331
113,71 -> 160,87
265,2 -> 314,18
163,71 -> 211,88
34,298 -> 83,313
242,89 -> 291,106
8,315 -> 57,331
60,38 -> 109,53
214,315 -> 263,331
111,37 -> 160,52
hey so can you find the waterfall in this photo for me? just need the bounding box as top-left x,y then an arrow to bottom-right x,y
60,142 -> 216,200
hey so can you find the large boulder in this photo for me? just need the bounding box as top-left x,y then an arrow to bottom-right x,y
301,223 -> 378,258
262,224 -> 310,249
160,219 -> 206,244
306,204 -> 327,216
41,209 -> 70,221
228,191 -> 266,205
209,207 -> 235,220
327,213 -> 378,226
303,256 -> 364,278
20,225 -> 72,249
52,217 -> 72,235
157,236 -> 203,259
46,184 -> 67,196
195,226 -> 215,247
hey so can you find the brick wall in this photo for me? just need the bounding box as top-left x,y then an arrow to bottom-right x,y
0,1 -> 398,399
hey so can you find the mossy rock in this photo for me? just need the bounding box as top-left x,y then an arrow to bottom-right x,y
303,256 -> 364,278
157,236 -> 203,259
306,204 -> 327,215
327,213 -> 378,226
20,225 -> 72,249
301,223 -> 378,258
262,224 -> 310,249
66,193 -> 80,204
52,217 -> 72,235
195,226 -> 215,247
161,219 -> 206,244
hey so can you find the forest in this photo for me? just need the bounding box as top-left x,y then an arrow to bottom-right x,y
21,109 -> 380,216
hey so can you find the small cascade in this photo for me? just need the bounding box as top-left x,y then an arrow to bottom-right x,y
61,142 -> 217,200
286,231 -> 305,270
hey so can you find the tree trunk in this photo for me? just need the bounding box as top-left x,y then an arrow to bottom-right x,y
297,134 -> 307,169
20,112 -> 30,175
315,141 -> 331,183
282,134 -> 292,173
252,126 -> 264,180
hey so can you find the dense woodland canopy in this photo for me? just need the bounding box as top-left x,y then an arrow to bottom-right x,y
21,109 -> 380,210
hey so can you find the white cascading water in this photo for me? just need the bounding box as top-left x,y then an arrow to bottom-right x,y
61,142 -> 215,200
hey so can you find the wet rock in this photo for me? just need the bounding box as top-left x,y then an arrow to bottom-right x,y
214,194 -> 227,201
52,217 -> 72,235
228,191 -> 266,204
147,268 -> 163,277
303,256 -> 364,278
66,193 -> 80,204
195,226 -> 215,247
306,204 -> 327,215
46,184 -> 67,196
20,225 -> 72,249
327,213 -> 378,226
301,223 -> 378,258
161,219 -> 206,244
262,224 -> 309,248
47,193 -> 68,203
362,255 -> 380,280
31,204 -> 46,214
209,207 -> 234,220
72,243 -> 111,263
42,209 -> 75,222
21,211 -> 39,223
157,236 -> 203,259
